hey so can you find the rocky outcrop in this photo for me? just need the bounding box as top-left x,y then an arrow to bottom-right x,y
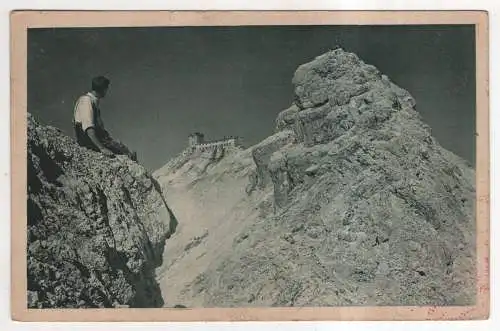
251,130 -> 295,191
155,48 -> 475,307
27,114 -> 177,308
262,49 -> 469,210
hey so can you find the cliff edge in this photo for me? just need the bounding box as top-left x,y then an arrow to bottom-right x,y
27,113 -> 177,308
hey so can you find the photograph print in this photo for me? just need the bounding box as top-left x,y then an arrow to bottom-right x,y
14,10 -> 488,320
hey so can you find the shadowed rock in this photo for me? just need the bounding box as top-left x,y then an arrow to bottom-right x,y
27,114 -> 177,308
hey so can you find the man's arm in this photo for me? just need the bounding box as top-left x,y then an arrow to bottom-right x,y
86,128 -> 114,157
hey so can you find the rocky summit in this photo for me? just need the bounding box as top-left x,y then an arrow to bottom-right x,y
27,114 -> 177,308
154,49 -> 476,307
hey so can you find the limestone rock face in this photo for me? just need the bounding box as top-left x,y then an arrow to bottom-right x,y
251,130 -> 295,191
155,49 -> 475,307
27,114 -> 177,308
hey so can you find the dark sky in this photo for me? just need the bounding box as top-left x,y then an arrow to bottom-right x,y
28,25 -> 475,171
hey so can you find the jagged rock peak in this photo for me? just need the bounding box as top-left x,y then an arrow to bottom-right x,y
153,49 -> 475,308
27,113 -> 177,308
276,48 -> 420,144
293,48 -> 416,109
173,49 -> 476,307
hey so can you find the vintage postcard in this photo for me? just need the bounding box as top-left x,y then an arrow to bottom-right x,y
10,10 -> 489,321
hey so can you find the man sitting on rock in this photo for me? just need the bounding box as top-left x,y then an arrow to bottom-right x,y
73,76 -> 137,161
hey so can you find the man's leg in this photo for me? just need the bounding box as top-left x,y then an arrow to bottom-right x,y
102,136 -> 137,161
103,139 -> 129,155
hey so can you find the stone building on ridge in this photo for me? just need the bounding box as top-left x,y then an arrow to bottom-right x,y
187,132 -> 243,152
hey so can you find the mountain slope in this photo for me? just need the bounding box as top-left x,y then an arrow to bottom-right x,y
27,114 -> 177,308
154,48 -> 475,307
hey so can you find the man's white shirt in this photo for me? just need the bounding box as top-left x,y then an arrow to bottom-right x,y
73,92 -> 104,132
